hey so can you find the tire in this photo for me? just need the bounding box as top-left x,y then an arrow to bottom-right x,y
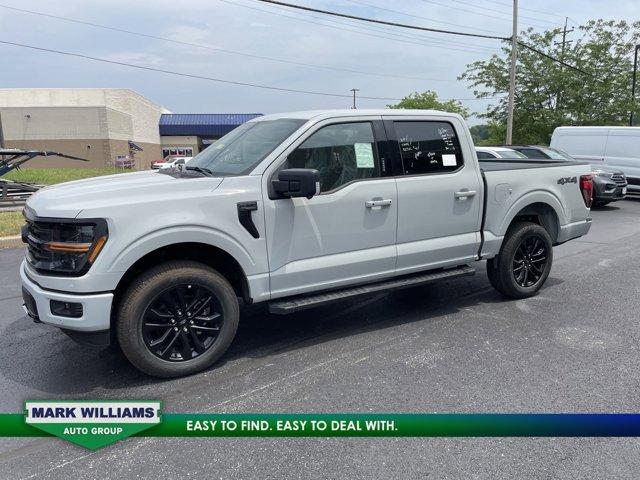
487,222 -> 553,299
117,260 -> 239,378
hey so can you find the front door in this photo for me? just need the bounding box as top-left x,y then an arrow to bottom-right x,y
383,116 -> 483,275
263,118 -> 398,299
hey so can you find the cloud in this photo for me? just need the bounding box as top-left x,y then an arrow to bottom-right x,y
0,0 -> 637,119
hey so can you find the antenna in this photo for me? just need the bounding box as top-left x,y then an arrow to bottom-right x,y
350,88 -> 359,109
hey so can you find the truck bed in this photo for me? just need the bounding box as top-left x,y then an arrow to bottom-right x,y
479,159 -> 590,172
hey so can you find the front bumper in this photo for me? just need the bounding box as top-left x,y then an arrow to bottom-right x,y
594,181 -> 627,201
20,263 -> 113,332
593,177 -> 627,202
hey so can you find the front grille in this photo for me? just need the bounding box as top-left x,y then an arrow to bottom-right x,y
25,219 -> 55,269
611,173 -> 627,185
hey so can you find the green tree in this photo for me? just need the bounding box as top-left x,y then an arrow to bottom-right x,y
460,20 -> 640,144
469,124 -> 489,144
387,90 -> 470,119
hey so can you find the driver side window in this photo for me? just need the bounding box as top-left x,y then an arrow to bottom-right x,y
285,122 -> 380,193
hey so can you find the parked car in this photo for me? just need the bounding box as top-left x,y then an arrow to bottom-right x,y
475,146 -> 529,159
509,145 -> 627,207
158,156 -> 192,170
152,154 -> 175,169
21,110 -> 593,377
550,126 -> 640,194
152,154 -> 192,170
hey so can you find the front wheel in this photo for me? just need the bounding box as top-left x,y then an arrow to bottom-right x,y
117,261 -> 239,378
486,222 -> 553,299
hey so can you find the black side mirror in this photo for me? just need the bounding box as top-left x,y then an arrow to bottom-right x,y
272,168 -> 320,199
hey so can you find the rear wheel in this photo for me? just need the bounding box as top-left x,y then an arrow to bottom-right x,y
487,222 -> 553,299
117,261 -> 239,378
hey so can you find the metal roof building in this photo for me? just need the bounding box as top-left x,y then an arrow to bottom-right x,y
159,113 -> 263,137
158,113 -> 263,159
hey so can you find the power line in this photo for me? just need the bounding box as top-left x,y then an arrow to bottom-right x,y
0,2 -> 465,83
460,0 -> 568,21
418,0 -> 554,30
0,39 -> 400,100
0,39 -> 498,102
255,0 -> 592,76
343,0 -> 501,35
447,0 -> 562,27
230,0 -> 501,53
254,0 -> 508,40
516,41 -> 593,76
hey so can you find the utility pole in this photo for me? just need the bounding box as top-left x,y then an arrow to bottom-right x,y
630,45 -> 640,126
505,0 -> 518,145
350,88 -> 359,109
554,17 -> 573,110
556,17 -> 574,65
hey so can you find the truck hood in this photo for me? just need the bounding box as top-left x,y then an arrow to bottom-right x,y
26,170 -> 224,218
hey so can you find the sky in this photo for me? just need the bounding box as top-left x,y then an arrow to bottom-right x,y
0,0 -> 637,123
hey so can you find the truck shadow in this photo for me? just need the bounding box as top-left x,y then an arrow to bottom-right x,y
0,267 -> 564,397
591,204 -> 621,211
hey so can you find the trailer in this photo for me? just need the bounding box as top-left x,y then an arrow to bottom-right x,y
0,149 -> 87,206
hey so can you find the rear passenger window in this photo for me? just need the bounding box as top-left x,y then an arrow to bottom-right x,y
393,121 -> 463,175
285,122 -> 380,193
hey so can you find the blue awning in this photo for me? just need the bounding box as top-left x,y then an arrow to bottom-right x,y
159,113 -> 263,137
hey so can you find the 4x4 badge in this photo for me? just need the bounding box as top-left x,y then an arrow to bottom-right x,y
557,176 -> 577,185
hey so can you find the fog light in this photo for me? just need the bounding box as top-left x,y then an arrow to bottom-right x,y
50,300 -> 83,318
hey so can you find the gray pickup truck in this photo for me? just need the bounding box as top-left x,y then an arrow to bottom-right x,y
20,110 -> 593,377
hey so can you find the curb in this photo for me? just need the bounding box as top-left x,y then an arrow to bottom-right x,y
0,235 -> 23,249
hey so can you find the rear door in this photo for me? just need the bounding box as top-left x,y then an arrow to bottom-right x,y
262,117 -> 398,298
383,116 -> 483,275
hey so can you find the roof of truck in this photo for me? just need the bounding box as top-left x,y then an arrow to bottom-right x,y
251,109 -> 460,121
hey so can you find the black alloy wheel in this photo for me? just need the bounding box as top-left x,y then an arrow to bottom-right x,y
512,235 -> 548,288
486,221 -> 553,299
141,284 -> 223,362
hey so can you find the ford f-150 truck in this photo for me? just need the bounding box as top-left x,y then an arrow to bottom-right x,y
20,110 -> 594,377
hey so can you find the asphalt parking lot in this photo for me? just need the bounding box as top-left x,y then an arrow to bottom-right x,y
1,199 -> 640,479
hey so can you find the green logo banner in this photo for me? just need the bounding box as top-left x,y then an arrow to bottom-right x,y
24,401 -> 161,450
2,411 -> 640,450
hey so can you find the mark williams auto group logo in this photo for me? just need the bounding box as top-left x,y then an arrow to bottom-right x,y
25,401 -> 161,449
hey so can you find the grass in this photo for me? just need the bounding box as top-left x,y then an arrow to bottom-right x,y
1,167 -> 133,237
0,211 -> 24,237
4,167 -> 130,186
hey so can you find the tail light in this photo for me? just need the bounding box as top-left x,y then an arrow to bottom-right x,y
580,174 -> 593,208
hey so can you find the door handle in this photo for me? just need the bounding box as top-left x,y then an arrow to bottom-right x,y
454,189 -> 477,199
365,198 -> 392,208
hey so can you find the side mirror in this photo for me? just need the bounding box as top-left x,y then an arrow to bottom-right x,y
272,168 -> 320,199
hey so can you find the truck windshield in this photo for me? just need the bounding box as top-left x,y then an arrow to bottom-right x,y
188,119 -> 306,175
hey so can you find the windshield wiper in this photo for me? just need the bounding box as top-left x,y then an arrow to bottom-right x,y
185,166 -> 214,176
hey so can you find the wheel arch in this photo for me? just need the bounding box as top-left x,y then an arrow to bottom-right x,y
505,201 -> 561,243
111,242 -> 252,329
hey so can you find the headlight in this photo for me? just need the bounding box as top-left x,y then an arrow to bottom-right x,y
23,216 -> 108,276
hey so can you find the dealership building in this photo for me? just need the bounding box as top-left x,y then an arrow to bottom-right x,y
0,88 -> 262,169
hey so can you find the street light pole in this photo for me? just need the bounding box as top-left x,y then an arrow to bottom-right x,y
505,0 -> 518,145
350,88 -> 359,109
630,44 -> 640,126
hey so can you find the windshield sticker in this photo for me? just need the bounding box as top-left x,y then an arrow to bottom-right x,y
355,143 -> 375,168
442,154 -> 457,166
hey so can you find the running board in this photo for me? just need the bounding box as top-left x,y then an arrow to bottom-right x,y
268,265 -> 475,314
